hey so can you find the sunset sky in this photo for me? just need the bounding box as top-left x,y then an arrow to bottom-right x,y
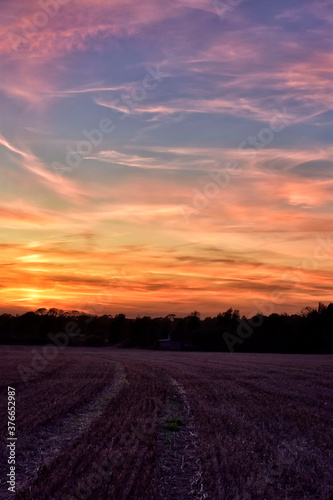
0,0 -> 333,317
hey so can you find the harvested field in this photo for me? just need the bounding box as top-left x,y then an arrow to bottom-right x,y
1,346 -> 333,499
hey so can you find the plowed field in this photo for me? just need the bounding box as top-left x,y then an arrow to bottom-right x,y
1,347 -> 332,499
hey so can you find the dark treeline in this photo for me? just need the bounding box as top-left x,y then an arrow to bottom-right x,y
1,303 -> 333,353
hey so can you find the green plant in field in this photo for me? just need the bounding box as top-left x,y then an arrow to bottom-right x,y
163,418 -> 184,431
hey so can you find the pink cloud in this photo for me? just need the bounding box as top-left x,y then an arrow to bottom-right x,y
0,134 -> 91,202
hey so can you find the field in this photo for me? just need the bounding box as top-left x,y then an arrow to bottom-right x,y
1,346 -> 333,500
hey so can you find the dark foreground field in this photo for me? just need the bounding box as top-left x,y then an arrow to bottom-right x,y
1,347 -> 332,500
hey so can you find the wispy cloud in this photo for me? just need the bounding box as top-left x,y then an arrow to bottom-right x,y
0,135 -> 89,201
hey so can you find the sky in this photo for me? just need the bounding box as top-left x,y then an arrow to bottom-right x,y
0,0 -> 332,317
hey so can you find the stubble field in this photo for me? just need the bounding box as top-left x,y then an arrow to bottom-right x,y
1,346 -> 332,500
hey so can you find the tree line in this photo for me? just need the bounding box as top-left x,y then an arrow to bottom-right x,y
0,303 -> 333,353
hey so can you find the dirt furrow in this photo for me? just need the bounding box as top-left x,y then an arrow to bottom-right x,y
157,376 -> 207,500
16,362 -> 168,500
9,362 -> 126,498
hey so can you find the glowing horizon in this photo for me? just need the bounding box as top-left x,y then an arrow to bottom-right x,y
0,0 -> 333,317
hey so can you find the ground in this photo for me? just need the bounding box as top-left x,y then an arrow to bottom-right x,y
0,346 -> 333,499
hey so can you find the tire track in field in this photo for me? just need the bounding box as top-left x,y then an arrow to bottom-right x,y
17,361 -> 169,500
11,361 -> 126,498
157,376 -> 208,500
